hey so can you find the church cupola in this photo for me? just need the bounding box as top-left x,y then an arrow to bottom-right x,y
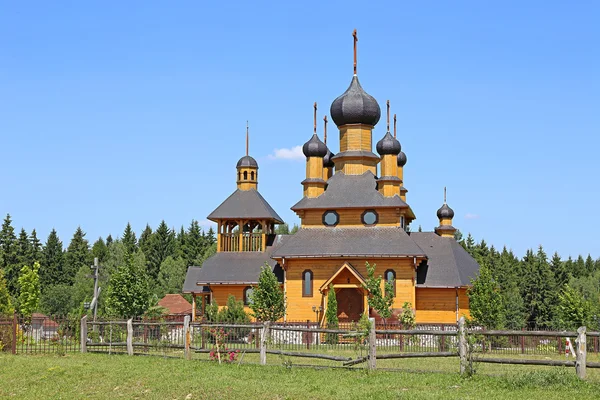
237,122 -> 258,191
302,103 -> 327,198
322,116 -> 335,181
377,101 -> 402,197
329,30 -> 381,176
394,114 -> 408,201
435,188 -> 457,238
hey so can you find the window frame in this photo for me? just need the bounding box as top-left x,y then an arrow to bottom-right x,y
243,286 -> 254,305
361,209 -> 379,226
384,269 -> 396,297
243,171 -> 248,180
302,269 -> 314,297
322,210 -> 339,227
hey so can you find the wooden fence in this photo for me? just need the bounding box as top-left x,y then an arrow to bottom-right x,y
77,316 -> 600,380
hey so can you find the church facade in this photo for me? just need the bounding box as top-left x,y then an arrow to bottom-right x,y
183,33 -> 479,324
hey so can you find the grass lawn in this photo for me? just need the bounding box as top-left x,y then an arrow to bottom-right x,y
2,353 -> 600,399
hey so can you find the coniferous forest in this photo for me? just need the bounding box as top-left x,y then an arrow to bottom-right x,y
0,212 -> 598,329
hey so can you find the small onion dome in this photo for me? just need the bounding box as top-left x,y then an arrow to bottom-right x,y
236,155 -> 258,168
376,131 -> 401,155
330,76 -> 381,127
397,151 -> 407,167
323,147 -> 335,168
302,134 -> 328,158
437,203 -> 455,219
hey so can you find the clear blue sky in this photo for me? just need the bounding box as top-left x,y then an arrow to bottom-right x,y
1,1 -> 598,259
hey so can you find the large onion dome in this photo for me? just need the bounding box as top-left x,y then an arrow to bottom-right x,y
302,134 -> 328,158
236,155 -> 258,168
436,203 -> 455,219
376,132 -> 401,155
330,76 -> 381,127
397,151 -> 407,167
323,147 -> 335,168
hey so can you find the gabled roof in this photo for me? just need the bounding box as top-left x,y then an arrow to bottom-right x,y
208,189 -> 283,223
411,232 -> 480,287
291,171 -> 409,211
182,235 -> 290,292
271,227 -> 426,258
157,294 -> 193,315
320,262 -> 366,292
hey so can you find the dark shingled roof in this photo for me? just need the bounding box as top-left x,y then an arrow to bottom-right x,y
292,171 -> 409,210
376,131 -> 401,155
236,155 -> 258,168
330,75 -> 381,127
182,236 -> 290,291
208,189 -> 283,223
271,227 -> 426,258
411,232 -> 480,287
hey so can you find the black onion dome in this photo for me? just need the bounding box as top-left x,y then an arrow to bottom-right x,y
323,147 -> 335,168
302,134 -> 328,158
330,76 -> 381,127
376,131 -> 401,155
397,151 -> 407,167
236,155 -> 258,168
437,203 -> 455,219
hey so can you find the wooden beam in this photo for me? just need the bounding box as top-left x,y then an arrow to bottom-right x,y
191,294 -> 197,321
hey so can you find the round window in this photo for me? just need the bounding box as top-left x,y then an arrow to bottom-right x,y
322,210 -> 339,227
362,210 -> 378,225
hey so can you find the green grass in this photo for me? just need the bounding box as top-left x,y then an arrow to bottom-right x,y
1,353 -> 600,399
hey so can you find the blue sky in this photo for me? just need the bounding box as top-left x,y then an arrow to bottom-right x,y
1,1 -> 598,259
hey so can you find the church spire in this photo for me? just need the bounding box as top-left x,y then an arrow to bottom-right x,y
435,187 -> 456,238
236,122 -> 258,191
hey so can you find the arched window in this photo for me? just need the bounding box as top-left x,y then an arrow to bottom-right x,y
238,172 -> 241,182
385,269 -> 396,297
243,287 -> 254,305
243,171 -> 248,180
251,171 -> 255,180
302,270 -> 313,297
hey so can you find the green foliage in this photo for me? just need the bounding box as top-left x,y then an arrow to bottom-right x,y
63,227 -> 92,286
121,223 -> 138,255
0,269 -> 14,316
521,247 -> 557,327
467,261 -> 504,328
249,263 -> 285,322
363,262 -> 394,322
146,221 -> 175,280
556,284 -> 595,330
399,302 -> 415,328
18,262 -> 41,318
219,295 -> 250,324
105,252 -> 150,317
40,284 -> 73,316
325,284 -> 338,344
0,214 -> 19,296
41,229 -> 64,288
91,237 -> 108,263
156,256 -> 188,298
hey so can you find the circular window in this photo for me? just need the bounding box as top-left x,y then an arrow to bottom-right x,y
361,210 -> 378,226
322,210 -> 339,227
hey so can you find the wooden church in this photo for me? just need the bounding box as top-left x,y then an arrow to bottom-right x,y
183,32 -> 480,324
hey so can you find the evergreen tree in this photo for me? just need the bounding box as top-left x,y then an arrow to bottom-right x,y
63,227 -> 92,285
467,261 -> 504,328
556,285 -> 594,330
585,254 -> 596,275
290,224 -> 299,234
16,228 -> 33,267
41,229 -> 64,288
551,252 -> 570,289
521,246 -> 557,327
248,263 -> 285,322
91,237 -> 108,263
18,262 -> 41,318
502,283 -> 527,329
0,269 -> 14,316
0,214 -> 18,295
146,221 -> 175,279
573,255 -> 586,279
464,233 -> 475,256
29,229 -> 42,263
40,284 -> 72,316
156,256 -> 187,298
325,285 -> 339,343
454,229 -> 463,242
105,234 -> 114,247
105,252 -> 150,317
206,227 -> 216,245
275,223 -> 290,235
175,226 -> 186,259
70,264 -> 96,313
121,223 -> 138,254
138,224 -> 153,256
183,220 -> 204,267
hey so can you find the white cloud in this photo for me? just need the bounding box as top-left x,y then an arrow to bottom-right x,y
268,146 -> 304,161
465,213 -> 480,220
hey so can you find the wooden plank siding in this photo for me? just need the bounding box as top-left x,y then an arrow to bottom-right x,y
284,258 -> 415,322
210,285 -> 253,314
301,208 -> 405,228
415,287 -> 470,324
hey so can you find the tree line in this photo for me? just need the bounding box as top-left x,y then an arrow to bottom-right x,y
0,214 -> 215,318
461,232 -> 600,330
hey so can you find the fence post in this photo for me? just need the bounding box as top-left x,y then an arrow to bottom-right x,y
80,315 -> 88,353
126,319 -> 134,356
306,319 -> 310,350
575,326 -> 587,380
260,321 -> 270,365
368,317 -> 376,370
521,327 -> 525,354
12,312 -> 17,355
183,315 -> 191,360
458,316 -> 467,375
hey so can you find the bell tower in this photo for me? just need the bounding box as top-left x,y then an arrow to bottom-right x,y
237,122 -> 258,191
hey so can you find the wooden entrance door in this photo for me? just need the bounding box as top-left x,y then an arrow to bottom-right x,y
336,288 -> 364,322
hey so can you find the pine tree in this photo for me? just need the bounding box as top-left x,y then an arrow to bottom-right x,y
175,226 -> 186,259
138,224 -> 153,256
39,284 -> 72,316
464,233 -> 475,256
121,223 -> 138,255
106,234 -> 114,247
184,220 -> 204,267
325,285 -> 339,343
16,228 -> 33,267
275,224 -> 290,235
0,269 -> 14,316
573,255 -> 586,279
41,229 -> 64,288
290,224 -> 299,234
91,237 -> 108,263
467,261 -> 504,328
29,229 -> 42,263
521,246 -> 557,327
156,256 -> 188,298
551,252 -> 569,289
146,221 -> 175,280
206,227 -> 216,245
63,227 -> 92,286
585,254 -> 596,276
0,214 -> 18,295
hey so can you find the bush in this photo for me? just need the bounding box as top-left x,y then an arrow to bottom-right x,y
205,295 -> 251,341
